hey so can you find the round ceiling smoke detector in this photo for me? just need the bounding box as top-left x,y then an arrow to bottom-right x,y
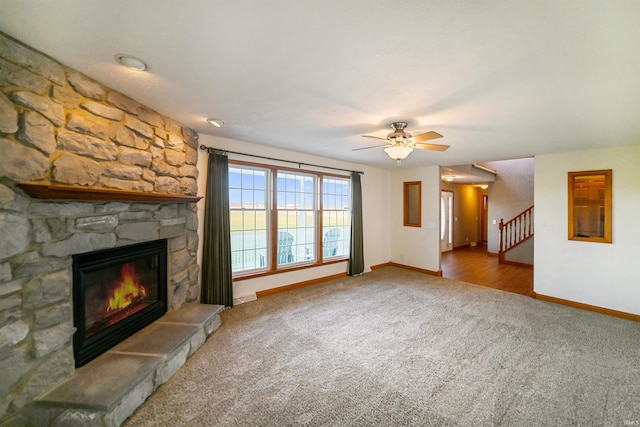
115,54 -> 147,71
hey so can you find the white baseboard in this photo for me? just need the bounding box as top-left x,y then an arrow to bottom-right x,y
233,292 -> 257,305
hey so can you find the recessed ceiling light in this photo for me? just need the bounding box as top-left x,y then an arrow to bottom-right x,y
115,54 -> 147,71
206,118 -> 225,128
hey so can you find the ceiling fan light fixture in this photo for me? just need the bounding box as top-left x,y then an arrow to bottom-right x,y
115,54 -> 147,71
206,118 -> 225,128
357,122 -> 447,162
384,145 -> 413,164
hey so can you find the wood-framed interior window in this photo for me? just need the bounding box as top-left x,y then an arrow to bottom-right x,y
568,169 -> 612,243
403,181 -> 421,227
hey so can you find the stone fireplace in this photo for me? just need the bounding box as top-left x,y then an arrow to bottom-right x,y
0,33 -> 203,425
72,239 -> 168,367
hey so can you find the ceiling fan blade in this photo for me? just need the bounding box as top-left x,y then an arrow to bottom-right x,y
361,135 -> 389,141
413,143 -> 450,152
352,143 -> 391,151
411,131 -> 443,142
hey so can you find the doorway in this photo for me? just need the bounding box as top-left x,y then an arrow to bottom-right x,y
440,190 -> 453,253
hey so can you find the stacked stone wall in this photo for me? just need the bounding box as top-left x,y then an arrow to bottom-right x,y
0,33 -> 201,425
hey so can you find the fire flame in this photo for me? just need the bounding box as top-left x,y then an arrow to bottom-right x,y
107,263 -> 146,312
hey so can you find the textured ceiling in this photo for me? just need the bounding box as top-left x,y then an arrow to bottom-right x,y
1,0 -> 639,170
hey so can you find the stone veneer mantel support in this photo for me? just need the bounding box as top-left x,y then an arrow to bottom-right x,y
18,183 -> 202,204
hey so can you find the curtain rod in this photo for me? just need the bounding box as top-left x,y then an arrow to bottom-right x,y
199,145 -> 364,175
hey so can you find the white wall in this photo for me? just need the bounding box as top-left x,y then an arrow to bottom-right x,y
389,166 -> 442,273
196,134 -> 391,298
534,145 -> 640,315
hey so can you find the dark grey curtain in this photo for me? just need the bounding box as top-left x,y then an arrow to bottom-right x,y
348,172 -> 364,276
201,151 -> 233,307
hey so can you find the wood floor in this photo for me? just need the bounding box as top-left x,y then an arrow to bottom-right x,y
441,244 -> 534,297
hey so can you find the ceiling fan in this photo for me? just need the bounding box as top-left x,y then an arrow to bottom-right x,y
354,122 -> 449,164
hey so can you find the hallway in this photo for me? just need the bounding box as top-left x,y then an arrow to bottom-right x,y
441,244 -> 534,297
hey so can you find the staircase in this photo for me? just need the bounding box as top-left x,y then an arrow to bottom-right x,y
498,206 -> 533,264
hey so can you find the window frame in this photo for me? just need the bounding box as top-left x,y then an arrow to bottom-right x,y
230,160 -> 351,280
228,164 -> 270,274
568,169 -> 612,244
403,181 -> 422,227
274,170 -> 318,269
321,175 -> 351,261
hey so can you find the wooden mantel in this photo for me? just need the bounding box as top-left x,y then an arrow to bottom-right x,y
18,183 -> 202,203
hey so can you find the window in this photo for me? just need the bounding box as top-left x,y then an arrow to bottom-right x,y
230,162 -> 351,275
322,177 -> 350,259
277,171 -> 316,266
568,169 -> 612,243
229,166 -> 268,273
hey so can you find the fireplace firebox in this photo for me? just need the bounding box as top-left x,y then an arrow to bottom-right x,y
72,239 -> 168,367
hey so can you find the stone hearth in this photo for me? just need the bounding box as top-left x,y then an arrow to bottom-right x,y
25,303 -> 223,427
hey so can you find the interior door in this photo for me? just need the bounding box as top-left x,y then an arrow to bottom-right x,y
440,190 -> 453,252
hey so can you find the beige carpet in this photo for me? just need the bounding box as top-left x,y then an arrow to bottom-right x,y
124,267 -> 640,426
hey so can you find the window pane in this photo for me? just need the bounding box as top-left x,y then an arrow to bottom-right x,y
277,210 -> 288,227
255,211 -> 267,230
305,193 -> 314,209
229,169 -> 241,187
242,189 -> 254,207
285,174 -> 296,191
340,182 -> 348,195
229,189 -> 241,208
228,211 -> 239,231
242,211 -> 255,228
241,170 -> 254,187
305,179 -> 314,193
254,190 -> 265,207
341,195 -> 349,210
286,192 -> 295,207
